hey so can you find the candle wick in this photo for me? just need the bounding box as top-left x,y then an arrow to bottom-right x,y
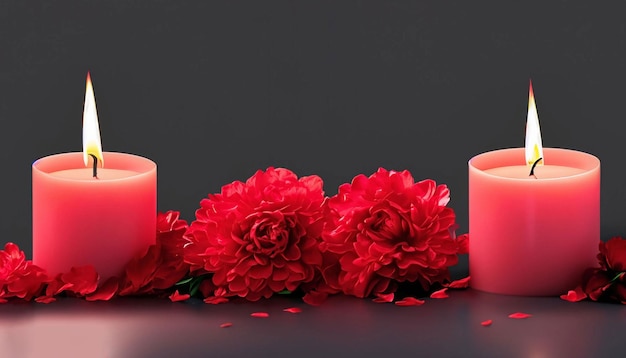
89,154 -> 99,179
529,157 -> 543,178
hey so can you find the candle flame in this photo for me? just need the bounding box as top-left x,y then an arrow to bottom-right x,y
82,72 -> 104,167
525,79 -> 543,166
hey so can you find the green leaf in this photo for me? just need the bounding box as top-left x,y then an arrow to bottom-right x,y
175,277 -> 194,286
610,272 -> 624,283
189,279 -> 201,297
278,290 -> 292,295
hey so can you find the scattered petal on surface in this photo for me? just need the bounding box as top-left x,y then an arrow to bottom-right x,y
481,319 -> 493,327
0,298 -> 7,304
303,291 -> 327,306
169,290 -> 190,302
250,312 -> 270,318
283,307 -> 302,314
34,296 -> 55,304
446,276 -> 471,289
430,288 -> 449,299
372,292 -> 394,303
560,286 -> 588,303
508,312 -> 532,319
394,297 -> 425,306
204,296 -> 229,304
220,322 -> 233,328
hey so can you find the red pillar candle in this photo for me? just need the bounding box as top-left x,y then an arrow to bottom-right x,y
32,73 -> 156,279
468,81 -> 600,296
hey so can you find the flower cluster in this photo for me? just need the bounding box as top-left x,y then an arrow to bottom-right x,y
561,237 -> 626,304
0,167 -> 470,305
181,167 -> 468,304
0,211 -> 189,303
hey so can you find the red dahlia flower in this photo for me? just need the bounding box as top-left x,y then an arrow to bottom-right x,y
320,168 -> 464,298
0,243 -> 47,302
183,167 -> 326,301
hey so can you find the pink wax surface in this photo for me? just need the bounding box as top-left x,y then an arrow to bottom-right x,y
468,147 -> 600,296
32,152 -> 156,280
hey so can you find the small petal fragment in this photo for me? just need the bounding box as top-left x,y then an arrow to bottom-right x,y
250,312 -> 270,318
481,319 -> 493,327
394,297 -> 425,306
303,291 -> 328,306
508,312 -> 532,319
169,290 -> 190,302
204,296 -> 229,304
34,296 -> 55,304
283,307 -> 302,313
220,322 -> 233,328
446,276 -> 470,289
372,292 -> 394,303
430,288 -> 449,299
560,286 -> 587,302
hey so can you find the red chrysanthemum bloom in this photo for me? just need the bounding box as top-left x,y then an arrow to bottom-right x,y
0,243 -> 48,302
183,167 -> 326,301
320,168 -> 464,298
118,210 -> 189,296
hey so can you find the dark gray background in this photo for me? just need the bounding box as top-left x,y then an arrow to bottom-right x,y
2,2 -> 626,357
3,1 -> 625,256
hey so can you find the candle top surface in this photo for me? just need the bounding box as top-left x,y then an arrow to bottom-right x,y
483,165 -> 586,179
49,168 -> 139,181
469,148 -> 600,181
33,152 -> 156,181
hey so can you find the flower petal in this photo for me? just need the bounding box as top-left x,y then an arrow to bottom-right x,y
603,237 -> 626,272
394,297 -> 425,306
34,296 -> 55,304
456,234 -> 469,255
204,296 -> 229,304
445,276 -> 470,289
250,312 -> 270,318
560,286 -> 587,303
220,322 -> 233,328
61,265 -> 99,296
169,290 -> 191,302
303,291 -> 328,306
508,312 -> 532,319
86,277 -> 119,302
372,292 -> 394,303
481,319 -> 493,327
283,307 -> 302,314
430,288 -> 449,299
